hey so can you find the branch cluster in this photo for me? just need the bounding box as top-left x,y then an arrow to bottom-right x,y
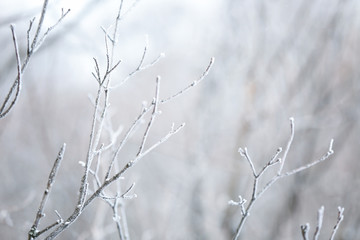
230,118 -> 335,240
301,206 -> 345,240
0,0 -> 70,119
27,1 -> 215,238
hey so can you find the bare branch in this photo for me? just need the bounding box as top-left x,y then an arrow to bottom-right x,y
86,122 -> 185,207
139,122 -> 185,159
136,76 -> 161,156
281,139 -> 334,177
33,8 -> 71,53
30,1 -> 214,239
121,183 -> 137,199
104,104 -> 148,181
231,119 -> 335,240
77,85 -> 104,210
228,196 -> 247,216
0,25 -> 22,119
161,57 -> 215,103
238,147 -> 256,177
27,18 -> 35,55
314,206 -> 324,240
35,220 -> 62,239
277,117 -> 295,175
329,206 -> 345,240
257,147 -> 282,177
54,210 -> 63,224
113,193 -> 125,240
43,76 -> 185,239
119,0 -> 141,21
1,0 -> 69,119
92,57 -> 102,85
108,59 -> 122,74
28,143 -> 66,239
301,223 -> 310,240
300,206 -> 344,240
112,37 -> 164,88
135,35 -> 148,72
101,26 -> 115,43
30,0 -> 50,53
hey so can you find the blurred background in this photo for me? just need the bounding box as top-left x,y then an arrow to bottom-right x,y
0,0 -> 359,239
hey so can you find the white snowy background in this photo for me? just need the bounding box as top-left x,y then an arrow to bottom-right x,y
1,0 -> 359,239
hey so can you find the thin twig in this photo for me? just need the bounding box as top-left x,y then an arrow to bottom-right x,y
35,220 -> 62,238
238,147 -> 256,177
92,58 -> 102,85
0,25 -> 22,119
113,194 -> 125,240
27,18 -> 35,55
281,139 -> 334,178
161,57 -> 215,103
28,143 -> 66,240
277,117 -> 295,175
136,76 -> 161,156
329,206 -> 344,240
112,37 -> 164,88
33,8 -> 71,53
135,35 -> 148,72
30,0 -> 49,53
257,147 -> 282,177
121,183 -> 137,199
77,86 -> 103,211
301,224 -> 310,240
104,105 -> 148,180
314,206 -> 324,240
118,0 -> 140,21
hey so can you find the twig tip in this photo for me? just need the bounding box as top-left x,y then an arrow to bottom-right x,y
338,206 -> 344,213
238,147 -> 245,156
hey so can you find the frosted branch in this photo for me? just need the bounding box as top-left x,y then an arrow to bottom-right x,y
33,8 -> 71,53
277,117 -> 295,175
314,206 -> 324,240
329,206 -> 345,240
0,25 -> 22,119
231,119 -> 335,240
28,143 -> 66,239
301,223 -> 310,240
1,0 -> 69,119
300,206 -> 344,240
161,57 -> 215,103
